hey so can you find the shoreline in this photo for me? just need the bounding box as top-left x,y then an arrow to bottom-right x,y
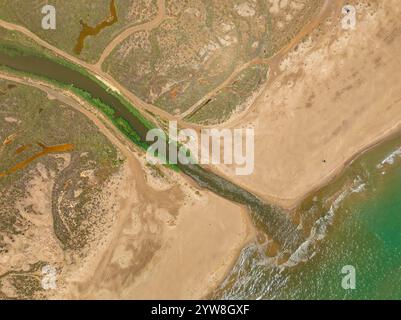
0,72 -> 256,300
117,197 -> 255,300
201,203 -> 256,299
283,121 -> 401,210
206,118 -> 401,212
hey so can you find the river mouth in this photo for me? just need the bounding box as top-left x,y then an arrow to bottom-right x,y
213,129 -> 401,299
0,46 -> 305,257
1,41 -> 400,299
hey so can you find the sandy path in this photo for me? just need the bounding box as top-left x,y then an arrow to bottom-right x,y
180,59 -> 262,120
0,16 -> 176,123
95,0 -> 166,68
0,72 -> 254,299
180,0 -> 333,123
95,0 -> 332,125
0,0 -> 332,128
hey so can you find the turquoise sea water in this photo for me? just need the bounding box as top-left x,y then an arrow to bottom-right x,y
214,135 -> 401,300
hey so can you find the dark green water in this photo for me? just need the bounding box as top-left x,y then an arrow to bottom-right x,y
0,51 -> 150,140
214,134 -> 401,300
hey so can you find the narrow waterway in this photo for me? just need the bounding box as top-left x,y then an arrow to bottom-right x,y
0,48 -> 305,255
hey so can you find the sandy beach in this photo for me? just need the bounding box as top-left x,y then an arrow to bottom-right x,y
209,0 -> 401,209
0,73 -> 254,300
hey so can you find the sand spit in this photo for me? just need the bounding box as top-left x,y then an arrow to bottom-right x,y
210,0 -> 401,209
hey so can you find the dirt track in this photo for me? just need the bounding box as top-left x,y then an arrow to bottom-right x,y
180,0 -> 334,123
0,0 -> 334,129
95,0 -> 166,68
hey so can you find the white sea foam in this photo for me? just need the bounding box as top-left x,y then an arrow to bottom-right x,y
283,177 -> 367,268
352,182 -> 366,193
350,176 -> 366,194
377,147 -> 401,169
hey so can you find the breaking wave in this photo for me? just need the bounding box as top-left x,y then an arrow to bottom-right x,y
377,146 -> 401,169
284,176 -> 366,267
